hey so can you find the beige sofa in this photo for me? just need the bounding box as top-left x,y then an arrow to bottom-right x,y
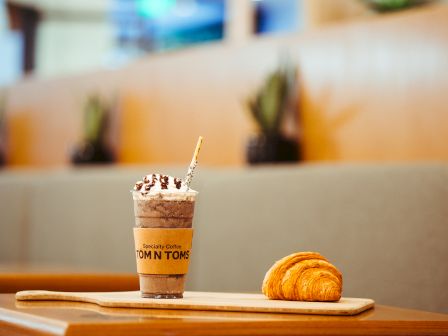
1,164 -> 447,313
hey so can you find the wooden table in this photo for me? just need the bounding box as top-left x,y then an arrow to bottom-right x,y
0,265 -> 139,293
0,294 -> 447,336
0,273 -> 139,293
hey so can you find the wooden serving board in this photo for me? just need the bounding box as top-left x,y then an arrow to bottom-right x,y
16,291 -> 374,316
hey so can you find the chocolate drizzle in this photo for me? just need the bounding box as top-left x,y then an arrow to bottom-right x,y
134,181 -> 144,191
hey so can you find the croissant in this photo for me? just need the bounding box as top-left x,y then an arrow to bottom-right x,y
262,252 -> 342,302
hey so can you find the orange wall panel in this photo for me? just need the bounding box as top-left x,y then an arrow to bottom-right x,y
299,4 -> 448,161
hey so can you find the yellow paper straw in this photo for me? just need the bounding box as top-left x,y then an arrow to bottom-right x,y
184,136 -> 203,189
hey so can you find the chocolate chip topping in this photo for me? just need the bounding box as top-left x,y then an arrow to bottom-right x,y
174,178 -> 182,189
134,173 -> 187,193
160,174 -> 169,189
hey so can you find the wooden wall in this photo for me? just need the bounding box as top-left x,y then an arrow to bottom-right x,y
303,0 -> 373,28
299,4 -> 448,161
3,4 -> 448,167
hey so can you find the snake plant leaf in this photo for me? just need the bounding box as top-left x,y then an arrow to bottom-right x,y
246,63 -> 295,134
84,95 -> 106,143
258,73 -> 276,132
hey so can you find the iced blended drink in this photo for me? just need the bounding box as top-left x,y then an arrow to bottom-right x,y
132,174 -> 197,298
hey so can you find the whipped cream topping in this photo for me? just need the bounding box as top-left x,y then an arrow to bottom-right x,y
133,173 -> 192,194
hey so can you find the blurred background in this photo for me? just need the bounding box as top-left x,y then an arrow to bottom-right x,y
2,0 -> 448,166
1,0 -> 448,314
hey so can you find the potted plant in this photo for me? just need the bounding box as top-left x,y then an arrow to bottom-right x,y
71,94 -> 115,165
245,63 -> 300,164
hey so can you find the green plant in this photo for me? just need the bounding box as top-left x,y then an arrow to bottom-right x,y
83,94 -> 109,144
72,93 -> 115,164
362,0 -> 432,12
247,64 -> 295,135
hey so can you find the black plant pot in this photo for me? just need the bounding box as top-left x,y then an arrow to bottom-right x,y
71,141 -> 114,165
246,134 -> 300,164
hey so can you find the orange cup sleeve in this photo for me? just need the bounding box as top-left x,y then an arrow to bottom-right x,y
133,228 -> 193,275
